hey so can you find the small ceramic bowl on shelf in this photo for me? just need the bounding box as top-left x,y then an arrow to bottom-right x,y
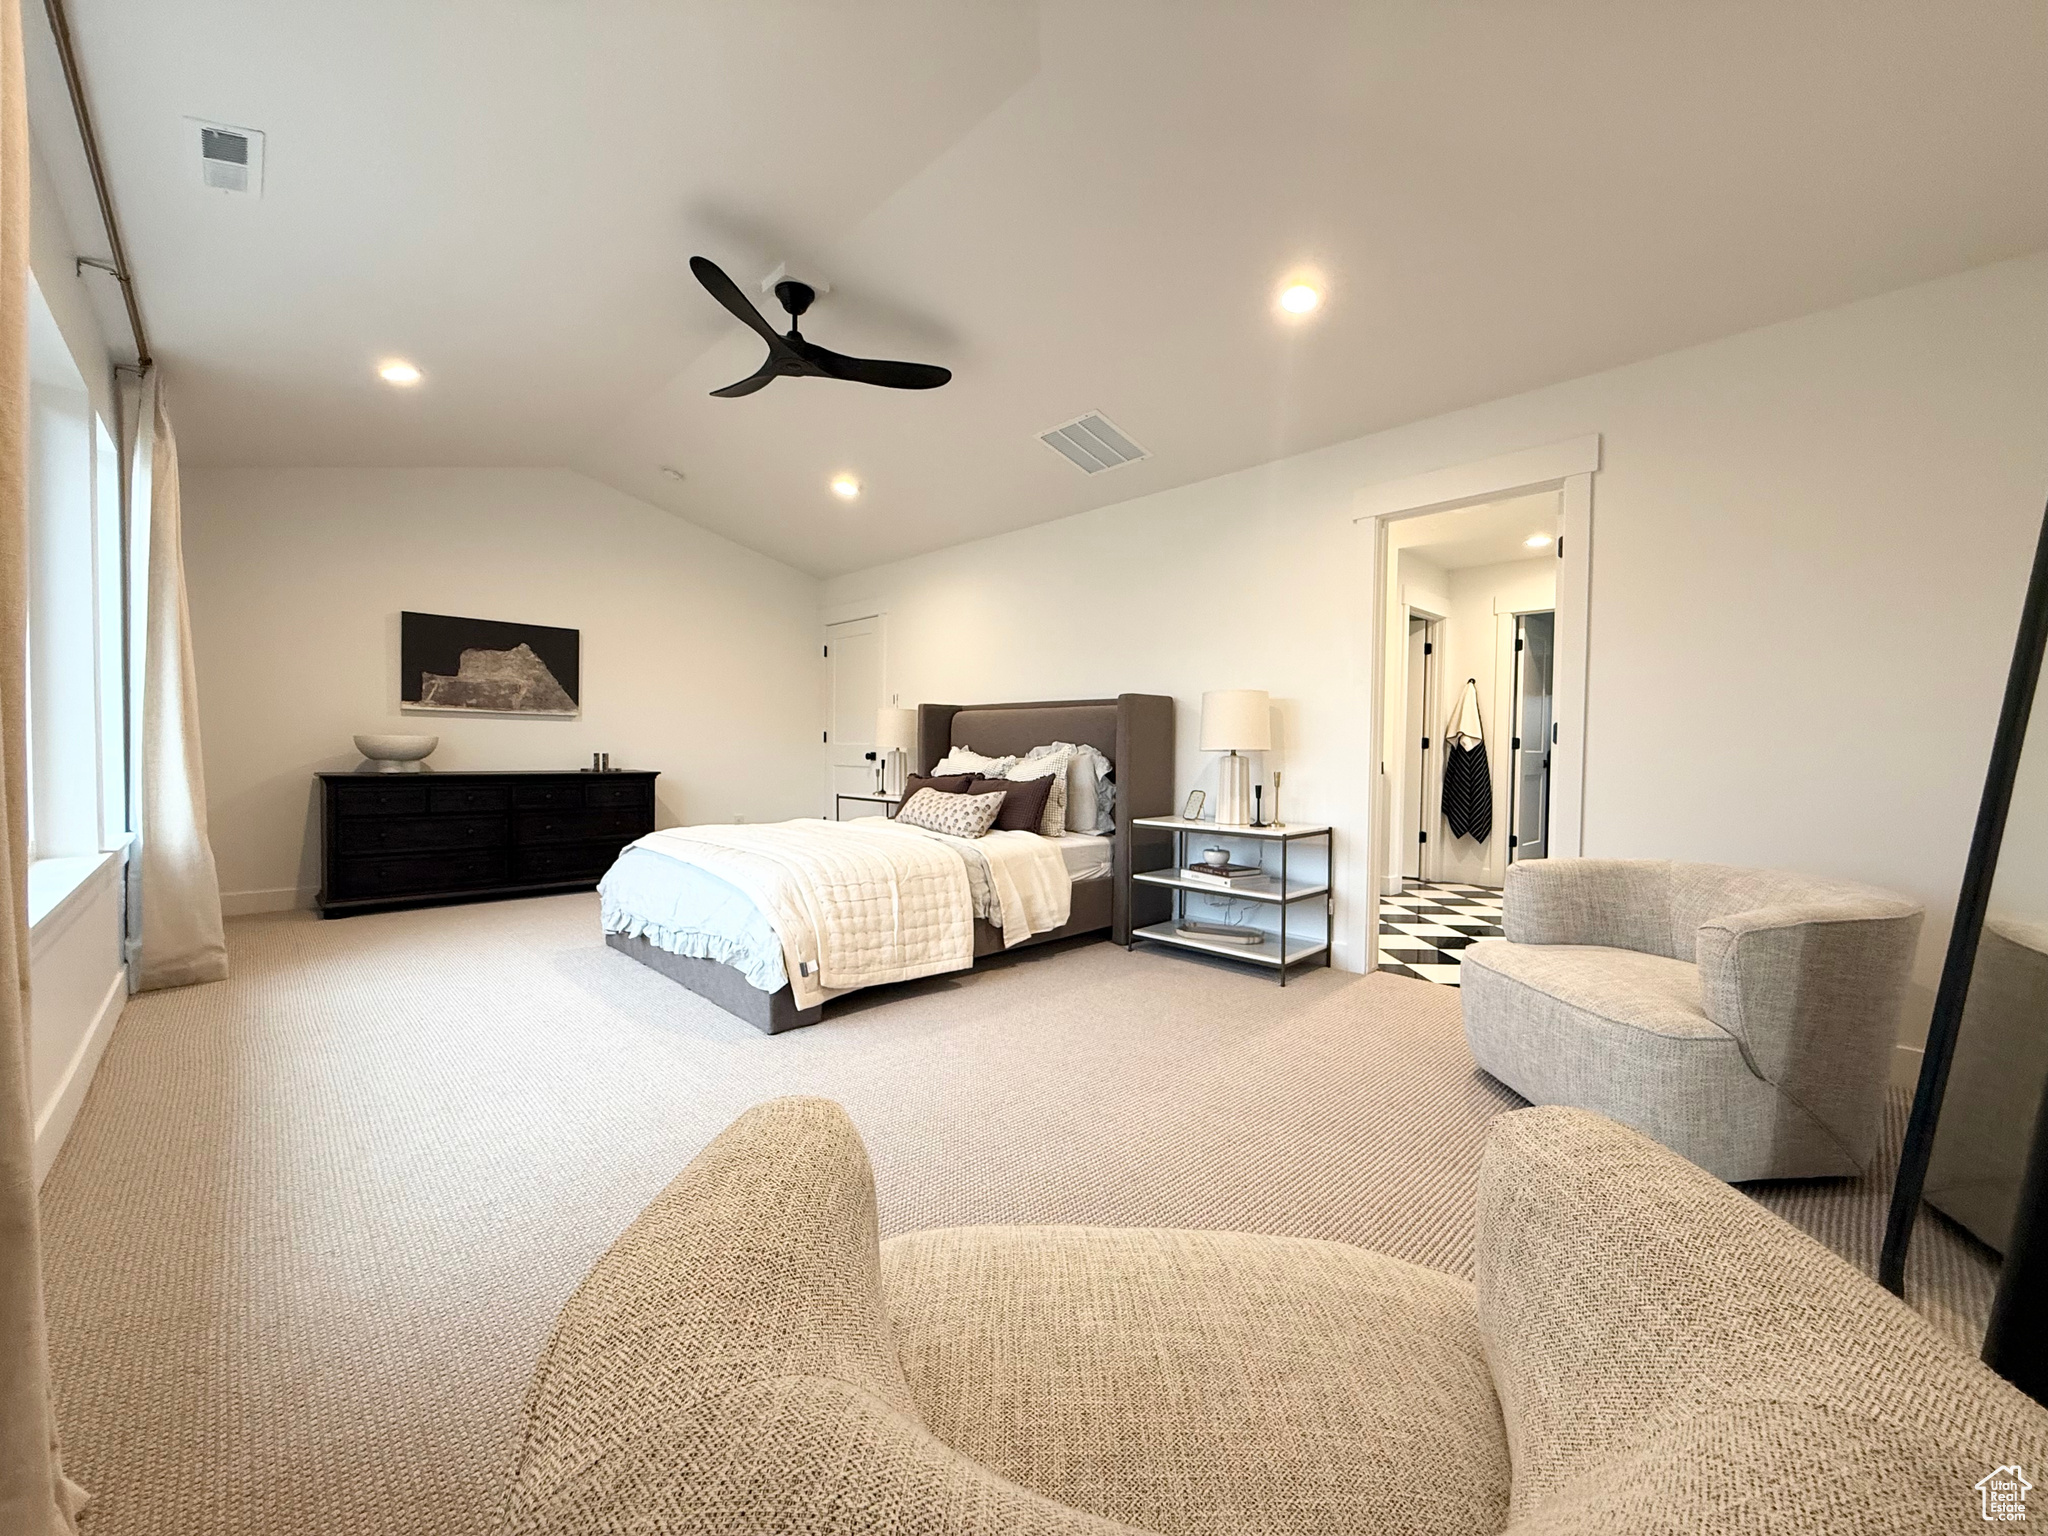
1202,846 -> 1232,867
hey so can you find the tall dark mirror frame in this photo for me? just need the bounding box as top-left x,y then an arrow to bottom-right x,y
1883,497 -> 2048,1402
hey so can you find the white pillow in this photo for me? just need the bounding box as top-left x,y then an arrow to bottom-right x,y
1003,753 -> 1068,837
896,787 -> 1005,839
1028,740 -> 1114,834
932,745 -> 1019,778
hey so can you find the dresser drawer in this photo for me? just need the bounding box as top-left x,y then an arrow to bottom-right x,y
328,850 -> 509,901
515,809 -> 649,846
335,814 -> 508,856
584,779 -> 653,809
514,840 -> 624,883
330,782 -> 429,817
428,782 -> 512,814
513,782 -> 584,810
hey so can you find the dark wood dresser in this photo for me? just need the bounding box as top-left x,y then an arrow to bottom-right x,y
315,769 -> 658,917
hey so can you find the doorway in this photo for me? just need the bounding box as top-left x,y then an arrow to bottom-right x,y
1378,491 -> 1559,898
1355,432 -> 1599,982
1508,610 -> 1554,864
1371,487 -> 1563,984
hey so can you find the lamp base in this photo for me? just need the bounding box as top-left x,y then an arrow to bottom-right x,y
1215,752 -> 1251,825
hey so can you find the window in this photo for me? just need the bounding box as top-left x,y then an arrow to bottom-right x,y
25,274 -> 124,876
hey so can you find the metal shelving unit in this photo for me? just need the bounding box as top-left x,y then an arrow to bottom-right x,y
1126,815 -> 1334,985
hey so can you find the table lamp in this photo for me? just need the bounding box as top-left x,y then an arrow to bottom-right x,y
875,706 -> 919,796
1200,689 -> 1270,825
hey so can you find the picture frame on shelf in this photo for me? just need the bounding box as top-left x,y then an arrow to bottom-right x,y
1181,789 -> 1205,821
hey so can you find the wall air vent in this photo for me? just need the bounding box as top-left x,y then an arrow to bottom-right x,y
1038,411 -> 1149,475
188,119 -> 265,197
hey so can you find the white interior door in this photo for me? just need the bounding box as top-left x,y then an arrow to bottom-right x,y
1403,617 -> 1428,879
1510,611 -> 1555,862
825,617 -> 883,798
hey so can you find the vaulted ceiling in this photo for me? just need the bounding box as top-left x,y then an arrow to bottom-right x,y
34,2 -> 2048,576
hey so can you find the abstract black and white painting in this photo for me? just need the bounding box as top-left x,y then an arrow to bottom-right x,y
399,612 -> 580,716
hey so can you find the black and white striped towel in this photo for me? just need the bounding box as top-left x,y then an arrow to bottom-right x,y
1442,681 -> 1492,843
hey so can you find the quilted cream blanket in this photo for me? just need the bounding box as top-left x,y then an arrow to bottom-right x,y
861,819 -> 1072,950
627,817 -> 1068,1011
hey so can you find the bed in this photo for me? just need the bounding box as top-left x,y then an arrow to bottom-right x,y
599,694 -> 1174,1032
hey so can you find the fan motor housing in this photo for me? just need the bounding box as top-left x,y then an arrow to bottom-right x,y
773,280 -> 816,318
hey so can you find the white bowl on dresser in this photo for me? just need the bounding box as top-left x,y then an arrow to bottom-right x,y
352,733 -> 439,772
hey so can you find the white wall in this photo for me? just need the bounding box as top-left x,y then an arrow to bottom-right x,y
1396,551 -> 1452,620
183,468 -> 825,911
825,252 -> 2048,1059
29,861 -> 124,1184
27,135 -> 114,425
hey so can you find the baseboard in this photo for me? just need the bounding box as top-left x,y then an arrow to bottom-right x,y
34,967 -> 125,1188
222,885 -> 312,917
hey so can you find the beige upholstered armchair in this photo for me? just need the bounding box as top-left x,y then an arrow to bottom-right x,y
497,1096 -> 2042,1536
1460,859 -> 1923,1181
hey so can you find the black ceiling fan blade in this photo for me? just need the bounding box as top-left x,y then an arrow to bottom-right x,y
803,342 -> 951,391
690,256 -> 797,354
709,353 -> 781,398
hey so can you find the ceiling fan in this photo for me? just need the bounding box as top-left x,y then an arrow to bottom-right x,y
689,256 -> 952,398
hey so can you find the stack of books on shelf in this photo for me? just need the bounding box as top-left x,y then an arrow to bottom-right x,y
1180,860 -> 1266,890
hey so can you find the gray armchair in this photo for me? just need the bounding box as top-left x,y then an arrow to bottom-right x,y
498,1096 -> 2048,1534
1460,859 -> 1923,1181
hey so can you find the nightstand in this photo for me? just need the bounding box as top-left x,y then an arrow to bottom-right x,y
834,792 -> 900,821
1126,816 -> 1334,985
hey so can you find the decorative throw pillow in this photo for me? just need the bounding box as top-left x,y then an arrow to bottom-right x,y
1027,740 -> 1114,834
965,775 -> 1052,834
933,745 -> 1020,778
1002,753 -> 1068,837
896,787 -> 1005,839
895,774 -> 975,813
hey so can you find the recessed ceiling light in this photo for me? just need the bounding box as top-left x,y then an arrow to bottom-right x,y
377,359 -> 422,386
1525,534 -> 1553,548
830,474 -> 861,500
659,466 -> 685,481
1278,283 -> 1320,315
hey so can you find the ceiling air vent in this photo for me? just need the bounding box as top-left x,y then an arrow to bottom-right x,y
189,119 -> 265,197
1039,411 -> 1148,475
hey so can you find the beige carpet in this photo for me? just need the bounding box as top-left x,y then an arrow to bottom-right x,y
37,893 -> 1992,1536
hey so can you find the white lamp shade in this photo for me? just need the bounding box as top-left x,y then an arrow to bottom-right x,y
1199,690 -> 1271,752
875,706 -> 919,754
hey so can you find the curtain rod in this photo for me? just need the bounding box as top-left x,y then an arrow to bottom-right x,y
42,0 -> 150,368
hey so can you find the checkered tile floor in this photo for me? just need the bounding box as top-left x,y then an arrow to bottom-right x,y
1377,880 -> 1504,986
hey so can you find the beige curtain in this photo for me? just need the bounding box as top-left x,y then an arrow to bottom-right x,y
125,370 -> 227,990
0,0 -> 87,1524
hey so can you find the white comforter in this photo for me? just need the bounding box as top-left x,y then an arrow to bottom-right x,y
624,817 -> 1070,1010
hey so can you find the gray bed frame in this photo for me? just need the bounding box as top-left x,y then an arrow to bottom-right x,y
605,693 -> 1175,1032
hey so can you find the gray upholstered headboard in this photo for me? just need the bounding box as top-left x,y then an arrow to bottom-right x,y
914,695 -> 1175,942
928,701 -> 1118,765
